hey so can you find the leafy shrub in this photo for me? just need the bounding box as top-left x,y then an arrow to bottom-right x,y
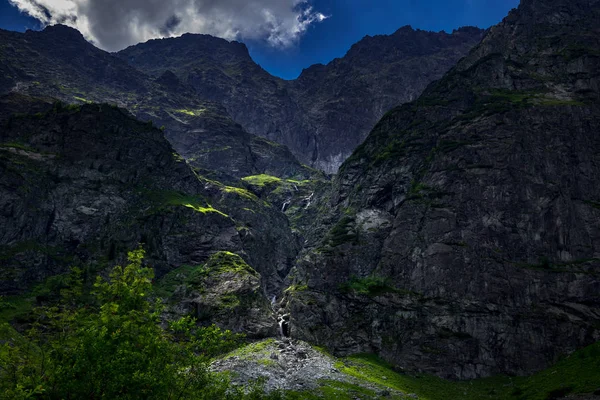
0,248 -> 277,399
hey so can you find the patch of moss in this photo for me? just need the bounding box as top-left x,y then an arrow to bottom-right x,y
315,380 -> 379,399
219,293 -> 241,309
241,174 -> 282,188
223,186 -> 259,201
284,283 -> 308,293
339,275 -> 409,297
172,152 -> 185,163
73,96 -> 92,104
224,338 -> 276,361
326,216 -> 358,248
143,189 -> 228,217
330,343 -> 600,400
153,264 -> 198,298
188,252 -> 258,284
183,203 -> 229,217
173,108 -> 206,117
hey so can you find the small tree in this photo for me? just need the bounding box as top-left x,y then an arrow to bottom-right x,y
0,248 -> 239,399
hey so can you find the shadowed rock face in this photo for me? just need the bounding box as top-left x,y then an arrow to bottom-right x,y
287,0 -> 600,379
0,25 -> 311,181
0,95 -> 300,303
117,27 -> 485,173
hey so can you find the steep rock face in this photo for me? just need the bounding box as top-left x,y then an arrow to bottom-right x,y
163,252 -> 278,337
0,95 -> 299,301
290,26 -> 486,172
118,27 -> 484,172
0,26 -> 309,181
288,0 -> 600,379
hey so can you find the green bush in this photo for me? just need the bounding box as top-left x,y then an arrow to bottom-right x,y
0,248 -> 280,399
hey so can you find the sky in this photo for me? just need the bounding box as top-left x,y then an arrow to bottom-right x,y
0,0 -> 520,79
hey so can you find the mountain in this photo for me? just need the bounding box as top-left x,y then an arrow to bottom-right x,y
118,27 -> 485,172
0,25 -> 312,182
0,93 -> 310,338
286,0 -> 600,379
2,0 -> 600,394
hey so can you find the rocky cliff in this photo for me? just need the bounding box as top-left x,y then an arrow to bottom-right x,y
287,0 -> 600,380
0,94 -> 307,337
118,27 -> 485,172
2,0 -> 600,388
0,25 -> 311,181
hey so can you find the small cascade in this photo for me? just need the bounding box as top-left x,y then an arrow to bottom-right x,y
303,192 -> 314,209
278,318 -> 285,338
278,313 -> 290,338
281,199 -> 291,212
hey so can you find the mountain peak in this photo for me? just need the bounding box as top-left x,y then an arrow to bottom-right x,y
38,24 -> 86,41
392,25 -> 415,35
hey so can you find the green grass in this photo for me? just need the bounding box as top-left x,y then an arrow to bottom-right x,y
143,189 -> 229,217
156,252 -> 257,298
284,283 -> 308,293
241,174 -> 282,188
223,338 -> 276,361
339,276 -> 400,297
208,337 -> 600,399
173,108 -> 207,117
172,152 -> 185,163
310,380 -> 381,399
223,186 -> 260,201
153,264 -> 198,298
329,346 -> 600,400
73,96 -> 92,104
205,252 -> 257,276
183,203 -> 229,217
326,216 -> 357,247
187,251 -> 258,285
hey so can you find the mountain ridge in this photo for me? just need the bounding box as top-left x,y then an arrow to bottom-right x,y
286,0 -> 600,380
117,25 -> 485,172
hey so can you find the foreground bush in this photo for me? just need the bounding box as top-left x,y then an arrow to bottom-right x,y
0,248 -> 281,400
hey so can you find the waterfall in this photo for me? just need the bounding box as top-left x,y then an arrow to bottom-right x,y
278,314 -> 290,338
304,192 -> 314,209
278,318 -> 285,338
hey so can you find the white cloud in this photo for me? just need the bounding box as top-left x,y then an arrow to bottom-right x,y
8,0 -> 328,51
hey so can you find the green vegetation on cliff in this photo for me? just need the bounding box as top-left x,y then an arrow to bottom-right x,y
242,174 -> 282,187
329,346 -> 600,400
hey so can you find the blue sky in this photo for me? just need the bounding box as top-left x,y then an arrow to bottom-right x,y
0,0 -> 519,79
248,0 -> 519,79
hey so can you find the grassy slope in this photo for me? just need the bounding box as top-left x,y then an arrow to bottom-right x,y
315,348 -> 600,400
